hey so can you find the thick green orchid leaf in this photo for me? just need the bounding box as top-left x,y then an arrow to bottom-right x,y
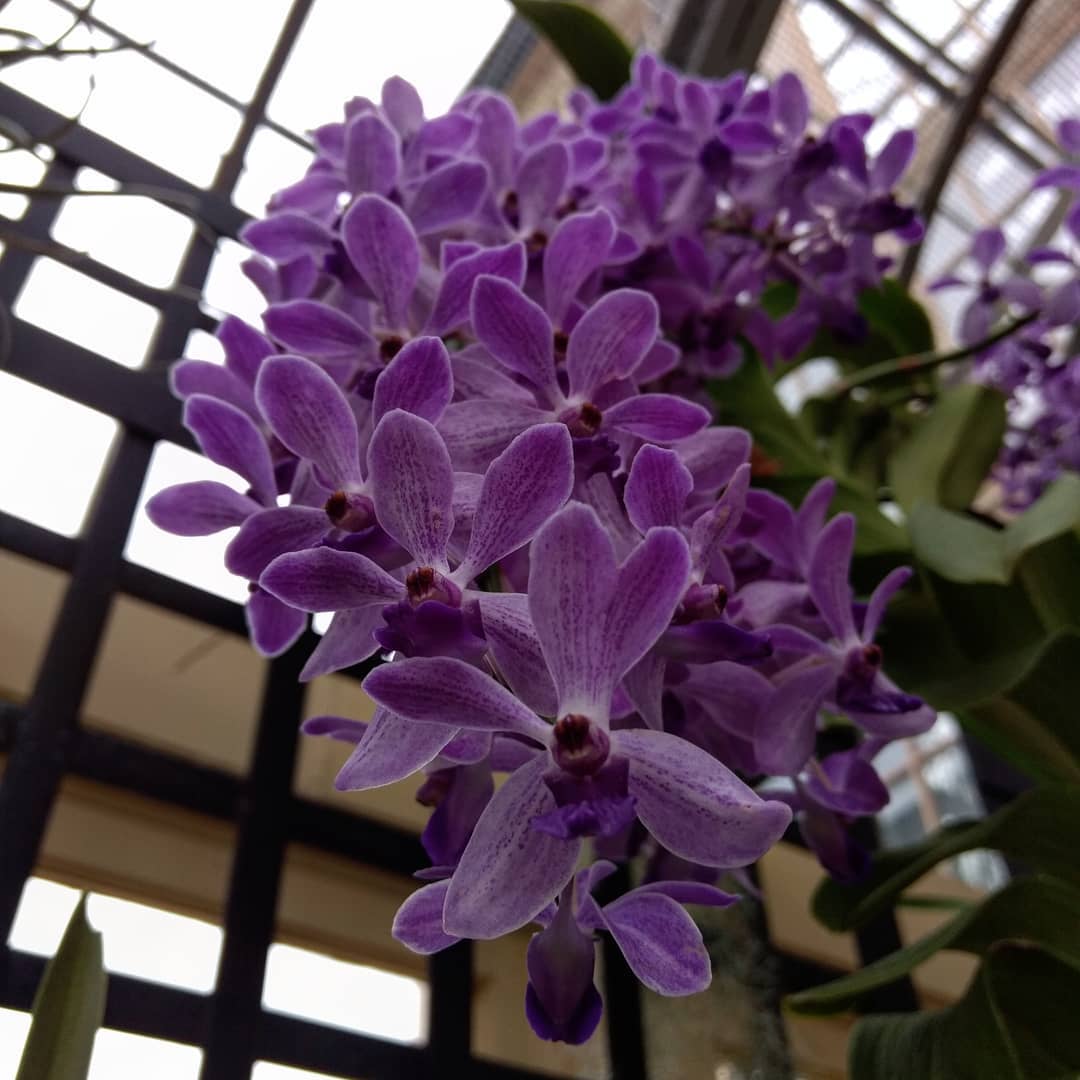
889,384 -> 1007,513
789,876 -> 1080,1015
508,1 -> 631,100
857,279 -> 935,358
812,785 -> 1080,933
848,945 -> 1080,1080
17,895 -> 106,1080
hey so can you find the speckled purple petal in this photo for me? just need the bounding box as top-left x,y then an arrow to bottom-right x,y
183,395 -> 277,506
335,707 -> 453,791
241,212 -> 334,260
438,398 -> 551,472
170,360 -> 257,418
566,289 -> 659,400
372,337 -> 453,425
605,394 -> 710,442
601,892 -> 712,995
755,662 -> 836,776
224,505 -> 328,579
261,547 -> 402,611
862,566 -> 913,643
444,755 -> 581,938
870,129 -> 915,191
299,604 -> 384,681
516,141 -> 570,232
217,316 -> 274,387
426,242 -> 527,336
478,593 -> 559,717
247,586 -> 307,656
381,76 -> 424,137
808,513 -> 857,643
255,355 -> 362,488
344,112 -> 400,195
544,208 -> 616,326
364,656 -> 551,742
456,424 -> 573,583
617,728 -> 792,867
341,195 -> 419,328
624,446 -> 693,532
529,503 -> 618,717
471,275 -> 560,402
146,481 -> 260,536
263,300 -> 373,357
392,880 -> 459,955
409,160 -> 489,235
368,410 -> 454,568
675,426 -> 752,493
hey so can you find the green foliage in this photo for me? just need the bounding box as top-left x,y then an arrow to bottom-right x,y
848,946 -> 1080,1080
507,1 -> 631,100
889,384 -> 1007,512
790,875 -> 1080,1015
17,896 -> 106,1080
811,785 -> 1080,933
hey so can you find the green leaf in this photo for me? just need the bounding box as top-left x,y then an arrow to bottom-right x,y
789,876 -> 1080,1015
908,503 -> 1007,583
812,785 -> 1080,933
710,359 -> 826,475
848,945 -> 1080,1080
889,384 -> 1007,512
17,895 -> 106,1080
857,279 -> 935,357
508,1 -> 631,100
1002,473 -> 1080,564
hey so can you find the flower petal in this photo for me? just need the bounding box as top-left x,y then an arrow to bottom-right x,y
624,445 -> 693,532
256,355 -> 362,487
263,300 -> 373,357
862,566 -> 913,643
529,503 -> 618,717
808,513 -> 857,642
170,360 -> 256,417
261,547 -> 402,611
341,194 -> 420,328
617,728 -> 792,867
368,410 -> 454,567
516,141 -> 570,232
335,707 -> 453,791
471,275 -> 560,401
392,880 -> 460,955
372,336 -> 453,425
183,395 -> 277,505
438,398 -> 551,472
603,528 -> 691,682
344,111 -> 400,195
224,505 -> 328,579
246,587 -> 307,656
241,211 -> 334,260
409,160 -> 489,234
870,129 -> 915,191
478,592 -> 559,717
544,208 -> 616,326
456,424 -> 574,583
426,241 -> 527,336
604,394 -> 710,442
675,426 -> 751,493
755,662 -> 836,776
146,481 -> 260,536
363,656 -> 551,742
566,289 -> 659,399
299,605 -> 384,680
444,755 -> 581,938
601,892 -> 712,995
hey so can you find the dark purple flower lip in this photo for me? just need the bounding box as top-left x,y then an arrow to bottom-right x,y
551,714 -> 610,776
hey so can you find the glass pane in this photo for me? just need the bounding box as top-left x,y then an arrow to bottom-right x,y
15,258 -> 160,368
0,371 -> 118,535
266,0 -> 513,132
88,1030 -> 201,1080
262,942 -> 426,1044
232,125 -> 313,217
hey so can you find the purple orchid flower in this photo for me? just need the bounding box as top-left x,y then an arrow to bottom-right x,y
362,503 -> 791,939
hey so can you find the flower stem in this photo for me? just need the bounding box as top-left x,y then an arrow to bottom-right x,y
827,311 -> 1039,399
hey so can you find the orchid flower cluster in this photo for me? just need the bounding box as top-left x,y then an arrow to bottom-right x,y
932,116 -> 1080,509
148,54 -> 935,1043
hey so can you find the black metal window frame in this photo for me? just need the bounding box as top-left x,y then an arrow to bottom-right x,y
0,4 -> 907,1077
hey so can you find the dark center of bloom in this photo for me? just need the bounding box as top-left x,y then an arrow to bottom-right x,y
405,566 -> 460,607
379,335 -> 405,362
415,770 -> 453,808
552,329 -> 569,361
527,230 -> 548,255
552,714 -> 610,777
675,582 -> 728,624
325,490 -> 374,531
565,403 -> 603,438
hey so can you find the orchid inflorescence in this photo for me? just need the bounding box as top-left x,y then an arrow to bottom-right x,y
149,53 -> 936,1043
932,116 -> 1080,510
